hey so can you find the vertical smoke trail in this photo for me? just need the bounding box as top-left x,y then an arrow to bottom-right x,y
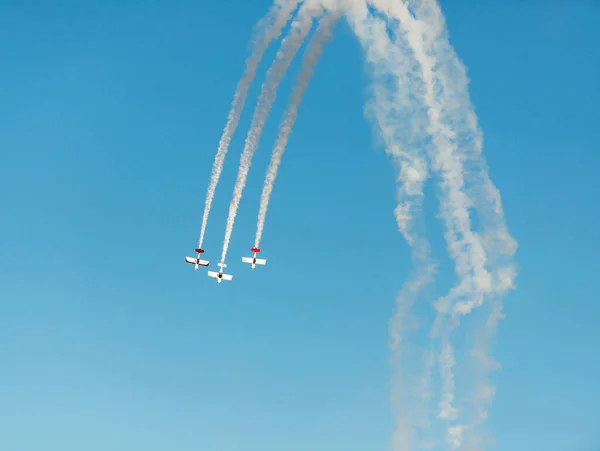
254,8 -> 341,250
345,3 -> 438,450
197,0 -> 301,249
220,0 -> 324,264
374,2 -> 490,448
368,0 -> 517,448
404,1 -> 518,448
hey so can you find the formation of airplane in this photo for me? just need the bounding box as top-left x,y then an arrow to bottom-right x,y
185,247 -> 266,283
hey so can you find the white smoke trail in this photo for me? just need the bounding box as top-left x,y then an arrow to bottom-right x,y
405,4 -> 518,448
365,0 -> 517,448
197,0 -> 301,249
344,3 -> 438,449
220,0 -> 325,264
371,2 -> 491,447
254,8 -> 341,250
214,1 -> 516,449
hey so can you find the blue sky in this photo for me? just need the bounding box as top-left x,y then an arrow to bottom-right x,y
1,1 -> 599,450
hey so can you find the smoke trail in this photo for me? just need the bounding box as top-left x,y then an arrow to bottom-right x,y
373,2 -> 491,447
366,0 -> 517,448
402,2 -> 518,448
210,1 -> 515,449
254,9 -> 341,250
344,3 -> 438,449
197,0 -> 301,249
220,0 -> 325,264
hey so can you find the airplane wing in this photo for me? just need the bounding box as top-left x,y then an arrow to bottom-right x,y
241,257 -> 254,264
207,271 -> 219,278
254,258 -> 266,265
221,273 -> 233,281
185,257 -> 209,266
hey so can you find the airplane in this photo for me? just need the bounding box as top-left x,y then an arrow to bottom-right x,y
185,248 -> 210,269
242,247 -> 266,270
208,262 -> 233,283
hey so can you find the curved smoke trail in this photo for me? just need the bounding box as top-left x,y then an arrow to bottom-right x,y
254,9 -> 341,250
220,0 -> 325,264
209,1 -> 517,449
197,0 -> 301,249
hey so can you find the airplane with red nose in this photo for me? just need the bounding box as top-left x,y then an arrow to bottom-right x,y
242,248 -> 266,270
185,248 -> 210,269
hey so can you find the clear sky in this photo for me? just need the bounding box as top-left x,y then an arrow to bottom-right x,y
1,1 -> 599,450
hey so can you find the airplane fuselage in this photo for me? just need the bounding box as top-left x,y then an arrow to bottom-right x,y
249,252 -> 258,269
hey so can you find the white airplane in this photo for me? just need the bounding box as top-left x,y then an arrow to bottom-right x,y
208,262 -> 233,283
185,248 -> 210,269
242,247 -> 266,270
